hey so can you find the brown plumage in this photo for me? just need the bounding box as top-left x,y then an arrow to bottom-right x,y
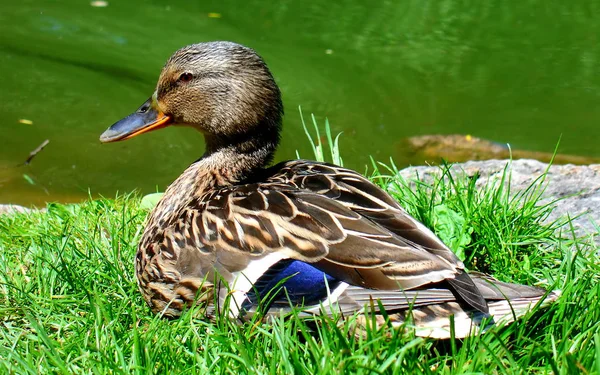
100,41 -> 558,338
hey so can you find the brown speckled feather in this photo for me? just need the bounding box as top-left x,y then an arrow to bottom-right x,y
100,41 -> 556,337
136,158 -> 489,318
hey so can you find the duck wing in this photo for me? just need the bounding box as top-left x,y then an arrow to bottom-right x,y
180,160 -> 488,314
269,160 -> 460,265
268,160 -> 488,313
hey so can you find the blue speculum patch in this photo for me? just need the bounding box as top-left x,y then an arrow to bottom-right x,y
243,260 -> 341,311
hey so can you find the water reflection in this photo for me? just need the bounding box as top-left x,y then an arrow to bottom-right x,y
1,0 -> 599,206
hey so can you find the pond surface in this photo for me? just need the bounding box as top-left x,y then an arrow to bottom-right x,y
1,0 -> 599,206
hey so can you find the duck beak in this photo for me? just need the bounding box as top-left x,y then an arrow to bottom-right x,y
99,96 -> 173,143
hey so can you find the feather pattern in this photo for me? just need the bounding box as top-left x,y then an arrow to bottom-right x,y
100,41 -> 558,338
135,158 -> 530,327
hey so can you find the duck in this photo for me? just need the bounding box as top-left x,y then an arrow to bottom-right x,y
99,41 -> 558,338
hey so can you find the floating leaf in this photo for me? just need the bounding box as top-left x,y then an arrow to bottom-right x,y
90,1 -> 108,7
23,174 -> 35,185
18,119 -> 33,125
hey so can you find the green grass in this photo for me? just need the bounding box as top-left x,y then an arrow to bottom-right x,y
1,118 -> 599,374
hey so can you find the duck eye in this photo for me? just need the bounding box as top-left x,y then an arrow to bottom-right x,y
178,72 -> 193,83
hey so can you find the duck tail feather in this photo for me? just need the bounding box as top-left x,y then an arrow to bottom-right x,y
379,290 -> 559,339
447,271 -> 490,314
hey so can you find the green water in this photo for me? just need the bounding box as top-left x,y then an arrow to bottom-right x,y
1,0 -> 599,206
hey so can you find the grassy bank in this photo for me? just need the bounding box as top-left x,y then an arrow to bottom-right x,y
1,125 -> 599,373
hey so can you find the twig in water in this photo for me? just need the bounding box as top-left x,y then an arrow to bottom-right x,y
22,139 -> 50,166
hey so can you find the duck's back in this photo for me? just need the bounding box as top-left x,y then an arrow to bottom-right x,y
136,160 -> 488,315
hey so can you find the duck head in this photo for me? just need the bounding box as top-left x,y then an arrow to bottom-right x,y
100,41 -> 283,155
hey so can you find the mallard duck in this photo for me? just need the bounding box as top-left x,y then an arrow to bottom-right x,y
100,41 -> 557,338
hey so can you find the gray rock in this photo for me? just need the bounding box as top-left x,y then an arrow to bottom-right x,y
0,204 -> 32,215
398,159 -> 600,240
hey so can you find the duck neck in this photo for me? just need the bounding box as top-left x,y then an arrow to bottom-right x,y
199,124 -> 280,186
147,117 -> 281,231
